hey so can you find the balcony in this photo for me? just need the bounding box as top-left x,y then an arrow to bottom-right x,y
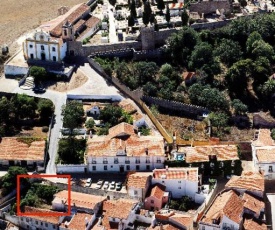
125,160 -> 130,164
92,161 -> 97,164
114,160 -> 119,164
103,161 -> 108,164
135,160 -> 140,164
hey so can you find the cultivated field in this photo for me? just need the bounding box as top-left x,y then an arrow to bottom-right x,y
0,0 -> 84,54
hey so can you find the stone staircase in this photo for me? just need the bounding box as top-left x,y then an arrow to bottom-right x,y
20,76 -> 34,90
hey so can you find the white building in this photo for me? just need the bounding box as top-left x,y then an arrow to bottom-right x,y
251,129 -> 275,179
126,172 -> 152,201
152,167 -> 199,199
23,30 -> 67,62
86,122 -> 165,173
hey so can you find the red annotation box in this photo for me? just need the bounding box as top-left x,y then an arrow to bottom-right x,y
17,174 -> 71,216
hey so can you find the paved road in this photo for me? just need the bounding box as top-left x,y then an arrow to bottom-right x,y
108,4 -> 118,43
12,87 -> 66,174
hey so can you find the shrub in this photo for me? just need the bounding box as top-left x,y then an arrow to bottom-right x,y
42,126 -> 49,132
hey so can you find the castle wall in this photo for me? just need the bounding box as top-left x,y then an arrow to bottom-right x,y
189,0 -> 231,15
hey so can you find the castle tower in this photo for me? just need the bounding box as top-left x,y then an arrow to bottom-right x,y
62,21 -> 74,41
140,26 -> 155,50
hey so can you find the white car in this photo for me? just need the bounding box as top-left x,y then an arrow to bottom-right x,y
95,179 -> 104,189
110,181 -> 116,189
85,178 -> 92,187
103,181 -> 109,189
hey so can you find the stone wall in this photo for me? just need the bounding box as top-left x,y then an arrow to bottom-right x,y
191,19 -> 232,30
190,0 -> 231,15
154,29 -> 177,45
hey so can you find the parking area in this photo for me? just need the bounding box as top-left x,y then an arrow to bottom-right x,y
68,173 -> 128,194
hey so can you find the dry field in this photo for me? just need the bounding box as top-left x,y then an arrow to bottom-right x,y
0,0 -> 84,54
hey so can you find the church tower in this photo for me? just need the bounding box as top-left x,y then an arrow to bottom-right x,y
62,21 -> 74,41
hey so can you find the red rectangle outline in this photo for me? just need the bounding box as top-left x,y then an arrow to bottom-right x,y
17,174 -> 71,217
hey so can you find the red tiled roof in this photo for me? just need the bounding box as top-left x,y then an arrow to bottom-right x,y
243,218 -> 267,230
169,213 -> 193,228
61,212 -> 93,230
73,19 -> 85,32
153,168 -> 198,182
86,123 -> 164,157
102,199 -> 138,229
256,148 -> 275,163
242,192 -> 264,214
201,190 -> 243,225
0,137 -> 45,161
24,206 -> 60,224
150,184 -> 166,200
53,190 -> 106,210
50,3 -> 90,37
225,171 -> 264,192
127,172 -> 151,189
252,129 -> 275,147
179,145 -> 239,163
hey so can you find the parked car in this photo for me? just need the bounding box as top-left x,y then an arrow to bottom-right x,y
110,181 -> 116,190
103,181 -> 109,189
95,179 -> 104,189
85,178 -> 92,187
33,86 -> 46,94
116,182 -> 122,191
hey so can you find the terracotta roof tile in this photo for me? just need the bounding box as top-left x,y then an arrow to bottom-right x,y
256,148 -> 275,163
61,212 -> 93,230
54,190 -> 106,210
182,72 -> 195,81
242,192 -> 265,214
201,190 -> 243,225
50,3 -> 90,37
102,199 -> 138,229
0,137 -> 45,161
169,213 -> 193,228
179,145 -> 239,163
147,224 -> 178,230
243,218 -> 267,230
24,206 -> 60,224
252,129 -> 275,147
150,184 -> 166,200
127,172 -> 151,189
153,168 -> 198,182
86,123 -> 164,157
225,171 -> 264,192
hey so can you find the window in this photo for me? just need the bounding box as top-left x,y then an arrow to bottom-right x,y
92,166 -> 96,171
136,157 -> 140,164
134,190 -> 138,195
162,181 -> 165,184
146,157 -> 150,163
45,223 -> 48,227
29,44 -> 33,48
125,157 -> 130,164
92,158 -> 96,164
156,157 -> 161,163
202,226 -> 205,230
114,158 -> 119,164
126,165 -> 130,170
103,158 -> 108,164
40,35 -> 44,40
30,54 -> 34,59
20,217 -> 23,221
35,221 -> 38,224
64,29 -> 67,36
146,165 -> 150,170
104,165 -> 107,170
178,181 -> 181,183
52,47 -> 56,52
41,222 -> 43,226
178,187 -> 181,189
151,200 -> 154,204
269,166 -> 273,172
53,225 -> 56,229
41,45 -> 44,51
26,218 -> 29,222
53,56 -> 56,62
136,165 -> 140,170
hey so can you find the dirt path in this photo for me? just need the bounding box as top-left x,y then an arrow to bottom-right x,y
0,0 -> 84,55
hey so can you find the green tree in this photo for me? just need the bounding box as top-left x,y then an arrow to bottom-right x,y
260,79 -> 275,98
12,94 -> 37,119
0,96 -> 13,125
165,4 -> 170,24
239,0 -> 247,8
251,40 -> 275,62
1,167 -> 29,195
271,128 -> 275,140
62,100 -> 84,135
208,112 -> 229,132
213,39 -> 243,66
130,0 -> 137,18
57,138 -> 86,164
35,184 -> 59,204
143,82 -> 157,96
85,118 -> 95,130
30,66 -> 47,84
159,63 -> 181,84
133,61 -> 158,85
246,31 -> 262,54
99,105 -> 123,126
157,0 -> 165,13
231,99 -> 248,115
37,99 -> 54,122
181,10 -> 189,26
143,1 -> 152,25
